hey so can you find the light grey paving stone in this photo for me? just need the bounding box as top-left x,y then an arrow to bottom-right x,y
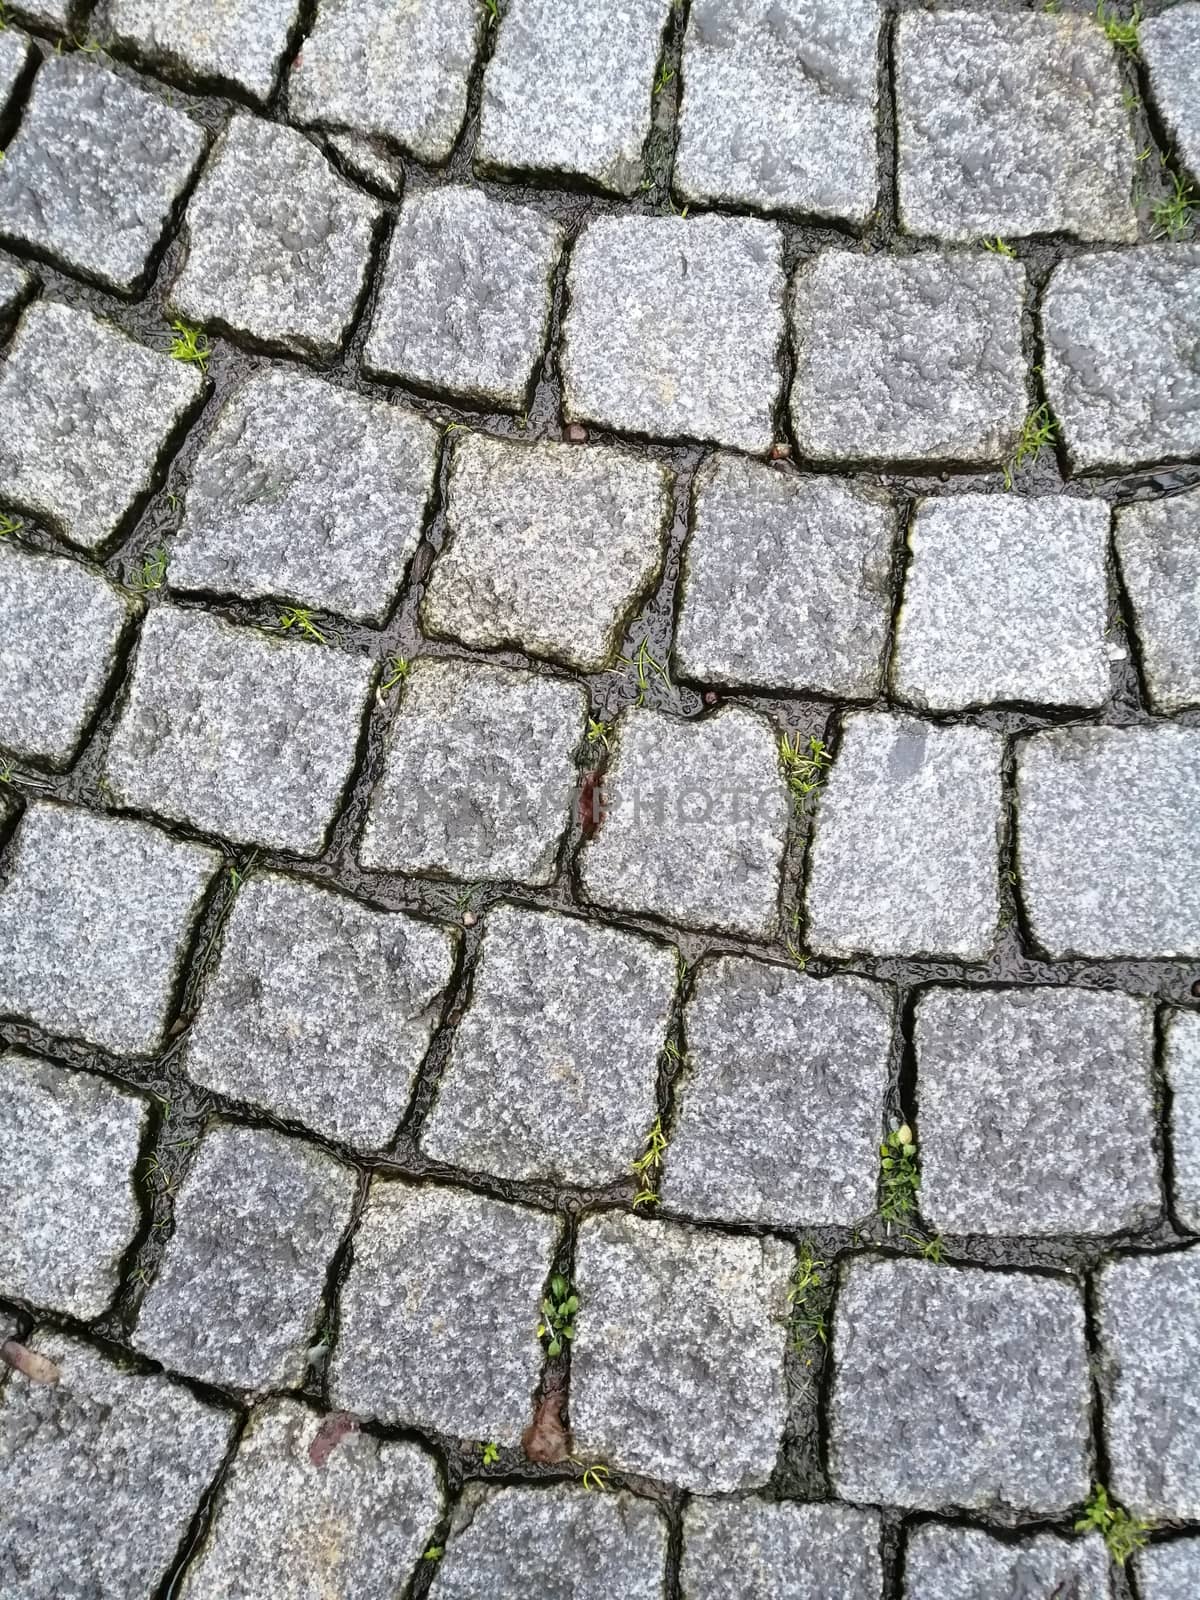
1098,1250 -> 1200,1520
579,704 -> 790,941
1015,724 -> 1200,958
0,300 -> 203,552
135,1122 -> 356,1394
676,455 -> 894,697
325,131 -> 405,198
168,114 -> 381,360
359,657 -> 585,886
562,215 -> 786,454
329,1181 -> 557,1442
0,541 -> 130,768
170,367 -> 440,623
1141,3 -> 1200,186
903,1524 -> 1112,1600
1042,246 -> 1200,473
177,1397 -> 443,1600
0,1331 -> 235,1600
681,1497 -> 882,1599
0,1053 -> 147,1319
830,1258 -> 1092,1514
806,713 -> 1002,960
1167,1013 -> 1200,1233
9,0 -> 75,26
892,494 -> 1110,712
363,187 -> 563,410
104,606 -> 375,856
0,259 -> 32,322
0,30 -> 33,120
0,801 -> 218,1055
790,249 -> 1027,466
103,0 -> 300,103
1138,1540 -> 1200,1600
661,958 -> 892,1228
424,433 -> 672,672
1115,490 -> 1200,713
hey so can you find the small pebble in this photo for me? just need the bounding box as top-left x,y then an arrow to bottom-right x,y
463,910 -> 477,927
704,690 -> 718,705
563,422 -> 588,444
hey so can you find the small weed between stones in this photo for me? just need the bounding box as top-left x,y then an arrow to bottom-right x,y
1153,171 -> 1195,240
1004,403 -> 1058,489
787,1243 -> 828,1369
168,320 -> 210,373
880,1123 -> 920,1225
537,1274 -> 578,1358
1075,1484 -> 1152,1563
478,1440 -> 499,1467
618,637 -> 671,705
981,236 -> 1015,257
779,733 -> 832,807
585,717 -> 612,752
631,1111 -> 670,1209
379,655 -> 410,695
124,545 -> 168,595
278,606 -> 326,644
422,1542 -> 444,1563
573,1461 -> 611,1491
0,512 -> 22,538
1095,2 -> 1141,54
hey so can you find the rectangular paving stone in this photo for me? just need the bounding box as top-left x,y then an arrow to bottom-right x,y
1115,489 -> 1200,713
681,1501 -> 882,1600
1138,1540 -> 1200,1600
903,1525 -> 1112,1600
830,1258 -> 1091,1514
1141,3 -> 1200,186
105,0 -> 301,103
1016,725 -> 1200,958
1167,1012 -> 1200,1234
562,215 -> 785,454
104,606 -> 375,856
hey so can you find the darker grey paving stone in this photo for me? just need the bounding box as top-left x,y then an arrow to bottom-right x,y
103,606 -> 375,856
830,1258 -> 1092,1514
103,0 -> 301,103
1141,3 -> 1200,186
903,1524 -> 1112,1600
681,1500 -> 883,1600
1115,489 -> 1200,713
1167,1013 -> 1200,1233
0,259 -> 32,323
1138,1540 -> 1200,1600
0,30 -> 33,119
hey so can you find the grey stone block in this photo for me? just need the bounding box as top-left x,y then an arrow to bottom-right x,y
329,1181 -> 557,1442
104,606 -> 375,856
1016,725 -> 1200,958
171,367 -> 440,623
806,713 -> 1002,960
364,187 -> 563,410
791,249 -> 1027,466
903,1524 -> 1112,1600
104,0 -> 301,103
135,1122 -> 356,1393
1138,1540 -> 1200,1600
0,300 -> 203,552
1042,246 -> 1200,472
325,131 -> 405,198
1167,1013 -> 1200,1233
675,455 -> 894,697
0,801 -> 218,1056
0,259 -> 31,323
830,1258 -> 1092,1514
424,433 -> 672,672
0,30 -> 33,119
10,0 -> 75,26
661,957 -> 892,1228
562,215 -> 786,454
359,658 -> 586,886
1141,3 -> 1200,186
681,1500 -> 883,1600
892,494 -> 1110,711
1115,489 -> 1200,713
168,114 -> 381,360
579,704 -> 790,941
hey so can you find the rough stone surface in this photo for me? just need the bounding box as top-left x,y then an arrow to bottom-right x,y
104,0 -> 301,103
1115,489 -> 1200,713
0,30 -> 32,120
903,1525 -> 1112,1600
562,215 -> 785,454
1138,1541 -> 1200,1600
422,905 -> 676,1185
1167,1013 -> 1200,1234
170,367 -> 440,623
0,300 -> 203,552
169,114 -> 381,359
1141,3 -> 1200,186
892,494 -> 1110,711
104,606 -> 375,856
806,713 -> 1002,960
0,1052 -> 147,1319
580,704 -> 790,940
830,1258 -> 1092,1514
681,1500 -> 883,1600
10,0 -> 74,26
0,801 -> 218,1056
675,455 -> 894,697
364,187 -> 562,410
135,1122 -> 356,1393
1041,246 -> 1200,472
1016,725 -> 1200,958
359,658 -> 586,886
571,1211 -> 793,1493
661,958 -> 892,1228
185,872 -> 456,1151
330,1182 -> 557,1442
790,250 -> 1027,466
325,131 -> 406,199
0,259 -> 31,323
424,433 -> 672,671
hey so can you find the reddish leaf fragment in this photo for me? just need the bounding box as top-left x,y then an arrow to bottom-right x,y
308,1410 -> 359,1468
522,1385 -> 570,1464
1,1340 -> 60,1385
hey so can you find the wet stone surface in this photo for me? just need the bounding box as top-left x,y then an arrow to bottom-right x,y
1114,488 -> 1200,713
1141,3 -> 1200,187
102,0 -> 301,103
1138,1541 -> 1200,1600
1166,1012 -> 1200,1233
902,1525 -> 1112,1600
680,1500 -> 883,1600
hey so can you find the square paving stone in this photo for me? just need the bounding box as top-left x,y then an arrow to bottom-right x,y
1041,247 -> 1200,473
1167,1013 -> 1200,1234
0,1053 -> 147,1319
421,905 -> 675,1186
1141,3 -> 1200,186
363,187 -> 563,410
0,1332 -> 235,1600
562,215 -> 785,455
1115,489 -> 1200,713
170,367 -> 440,623
103,606 -> 375,856
359,658 -> 586,886
329,1181 -> 557,1442
0,300 -> 203,552
0,801 -> 218,1056
805,713 -> 1002,961
892,494 -> 1110,712
675,455 -> 894,697
579,704 -> 790,941
424,433 -> 672,672
1015,725 -> 1200,959
915,986 -> 1159,1238
681,1497 -> 882,1599
0,30 -> 33,120
1138,1541 -> 1200,1600
134,1122 -> 357,1393
661,958 -> 892,1229
830,1258 -> 1091,1514
168,113 -> 381,360
0,55 -> 204,295
105,0 -> 301,103
903,1525 -> 1111,1600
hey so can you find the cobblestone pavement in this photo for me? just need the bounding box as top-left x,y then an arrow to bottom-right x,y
0,1 -> 1198,1597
